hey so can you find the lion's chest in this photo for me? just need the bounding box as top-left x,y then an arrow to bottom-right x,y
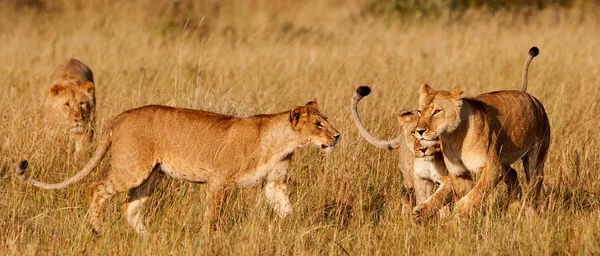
413,159 -> 443,184
444,150 -> 486,177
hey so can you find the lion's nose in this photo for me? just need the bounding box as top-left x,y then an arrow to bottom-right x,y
333,134 -> 341,141
415,129 -> 426,136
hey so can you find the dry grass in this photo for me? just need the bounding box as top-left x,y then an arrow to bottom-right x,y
1,0 -> 600,254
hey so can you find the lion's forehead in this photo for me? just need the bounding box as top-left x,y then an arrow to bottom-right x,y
54,88 -> 94,103
308,109 -> 328,120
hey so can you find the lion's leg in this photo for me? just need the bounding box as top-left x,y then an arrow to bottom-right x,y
413,176 -> 434,206
204,181 -> 232,231
89,149 -> 154,234
455,161 -> 502,218
89,181 -> 118,234
264,161 -> 293,218
451,174 -> 475,198
498,166 -> 521,202
400,164 -> 416,211
522,141 -> 549,207
72,131 -> 93,161
413,177 -> 453,222
400,184 -> 415,214
122,166 -> 164,235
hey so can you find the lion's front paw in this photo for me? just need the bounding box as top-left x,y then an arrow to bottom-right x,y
276,203 -> 293,218
412,204 -> 430,223
454,198 -> 473,219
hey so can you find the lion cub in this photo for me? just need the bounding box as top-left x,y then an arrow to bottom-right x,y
17,101 -> 340,235
45,58 -> 96,159
351,86 -> 451,212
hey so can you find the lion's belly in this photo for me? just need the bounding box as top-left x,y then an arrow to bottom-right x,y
235,165 -> 270,188
160,162 -> 209,183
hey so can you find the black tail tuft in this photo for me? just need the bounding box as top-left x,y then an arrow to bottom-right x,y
16,160 -> 29,175
529,47 -> 539,57
356,86 -> 371,97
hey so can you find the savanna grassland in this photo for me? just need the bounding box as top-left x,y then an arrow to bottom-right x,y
1,0 -> 600,254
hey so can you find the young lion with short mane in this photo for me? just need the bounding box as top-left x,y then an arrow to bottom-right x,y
45,58 -> 96,159
17,101 -> 340,235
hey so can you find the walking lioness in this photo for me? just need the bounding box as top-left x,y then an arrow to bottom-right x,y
17,101 -> 340,234
412,47 -> 550,218
45,58 -> 96,159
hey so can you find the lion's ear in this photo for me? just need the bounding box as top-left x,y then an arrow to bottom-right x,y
450,86 -> 462,99
290,106 -> 308,127
79,81 -> 95,95
305,99 -> 318,111
49,84 -> 64,97
419,83 -> 433,104
397,110 -> 415,125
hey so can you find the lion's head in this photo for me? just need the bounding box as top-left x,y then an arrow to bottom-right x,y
290,100 -> 340,153
48,80 -> 96,134
413,139 -> 441,160
397,110 -> 419,147
413,84 -> 463,142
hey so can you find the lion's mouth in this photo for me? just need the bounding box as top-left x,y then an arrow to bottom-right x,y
320,143 -> 336,153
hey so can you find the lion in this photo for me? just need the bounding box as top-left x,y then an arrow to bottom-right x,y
412,46 -> 550,218
351,86 -> 473,218
44,58 -> 96,159
16,101 -> 340,235
351,86 -> 447,209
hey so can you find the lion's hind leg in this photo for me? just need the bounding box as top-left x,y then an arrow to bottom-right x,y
498,166 -> 521,202
122,165 -> 164,235
89,181 -> 118,235
522,139 -> 550,208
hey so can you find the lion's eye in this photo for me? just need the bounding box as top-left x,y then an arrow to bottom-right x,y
64,103 -> 70,108
433,109 -> 442,115
80,102 -> 86,108
417,109 -> 422,116
316,121 -> 323,128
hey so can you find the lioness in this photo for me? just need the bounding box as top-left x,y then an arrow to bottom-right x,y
351,86 -> 471,217
45,58 -> 96,159
16,101 -> 340,234
413,47 -> 550,218
351,86 -> 446,208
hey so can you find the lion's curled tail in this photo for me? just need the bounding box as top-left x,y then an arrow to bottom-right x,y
351,86 -> 403,150
15,133 -> 112,190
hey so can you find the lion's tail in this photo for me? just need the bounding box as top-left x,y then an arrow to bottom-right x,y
15,131 -> 112,190
521,46 -> 539,92
351,86 -> 403,150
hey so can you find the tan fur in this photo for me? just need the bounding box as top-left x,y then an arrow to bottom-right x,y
413,48 -> 550,218
17,101 -> 340,235
351,87 -> 450,211
351,88 -> 418,207
44,58 -> 96,159
410,140 -> 461,222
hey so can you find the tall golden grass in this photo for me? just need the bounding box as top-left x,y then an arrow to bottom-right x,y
1,0 -> 600,254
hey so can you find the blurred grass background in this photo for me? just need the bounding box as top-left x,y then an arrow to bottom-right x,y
1,0 -> 599,254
